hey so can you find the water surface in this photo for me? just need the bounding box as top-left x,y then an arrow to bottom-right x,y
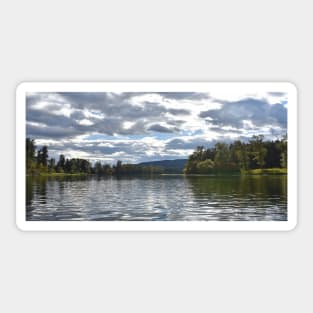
26,175 -> 287,221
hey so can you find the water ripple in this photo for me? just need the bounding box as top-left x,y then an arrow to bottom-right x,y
26,176 -> 287,221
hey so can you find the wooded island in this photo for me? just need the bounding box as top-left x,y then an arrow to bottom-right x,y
183,135 -> 287,175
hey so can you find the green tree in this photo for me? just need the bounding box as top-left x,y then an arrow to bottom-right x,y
232,141 -> 249,170
57,154 -> 66,172
196,159 -> 215,174
249,135 -> 267,169
280,135 -> 287,168
94,161 -> 103,175
41,146 -> 48,166
26,138 -> 36,173
103,164 -> 112,175
114,160 -> 122,176
214,143 -> 231,169
48,158 -> 56,173
184,158 -> 199,174
26,138 -> 36,162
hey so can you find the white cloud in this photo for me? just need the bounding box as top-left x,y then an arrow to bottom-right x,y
27,91 -> 288,163
123,121 -> 135,129
77,119 -> 94,126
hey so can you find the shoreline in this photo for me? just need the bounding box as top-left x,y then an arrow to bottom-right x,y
27,168 -> 287,178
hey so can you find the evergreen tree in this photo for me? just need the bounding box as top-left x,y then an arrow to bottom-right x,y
249,135 -> 267,169
57,154 -> 66,172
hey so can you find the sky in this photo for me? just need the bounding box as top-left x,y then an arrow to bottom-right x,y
26,90 -> 288,164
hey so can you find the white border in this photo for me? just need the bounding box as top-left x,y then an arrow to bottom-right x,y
16,82 -> 298,231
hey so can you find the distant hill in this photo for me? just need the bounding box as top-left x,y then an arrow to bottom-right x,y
137,159 -> 187,173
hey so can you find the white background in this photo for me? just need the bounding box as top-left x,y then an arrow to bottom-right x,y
0,1 -> 310,312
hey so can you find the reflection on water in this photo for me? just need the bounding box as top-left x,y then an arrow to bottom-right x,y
26,175 -> 287,221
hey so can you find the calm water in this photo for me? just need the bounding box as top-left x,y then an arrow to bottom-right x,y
26,175 -> 287,221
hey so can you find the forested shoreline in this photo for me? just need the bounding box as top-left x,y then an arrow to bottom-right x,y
184,135 -> 287,174
26,138 -> 163,177
26,135 -> 287,177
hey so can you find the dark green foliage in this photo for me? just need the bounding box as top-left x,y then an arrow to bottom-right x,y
26,138 -> 36,162
196,159 -> 215,174
26,138 -> 164,177
57,154 -> 65,172
26,135 -> 287,177
26,138 -> 37,174
184,135 -> 287,174
94,161 -> 103,175
249,135 -> 267,169
36,145 -> 48,166
279,135 -> 287,168
114,160 -> 123,176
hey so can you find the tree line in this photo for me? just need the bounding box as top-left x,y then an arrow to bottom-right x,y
26,138 -> 163,176
183,135 -> 287,174
26,135 -> 287,177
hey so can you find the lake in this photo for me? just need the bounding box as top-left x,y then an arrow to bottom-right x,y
26,175 -> 287,221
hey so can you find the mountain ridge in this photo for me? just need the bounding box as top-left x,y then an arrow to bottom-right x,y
136,158 -> 187,173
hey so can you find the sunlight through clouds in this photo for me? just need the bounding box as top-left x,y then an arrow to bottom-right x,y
26,90 -> 287,164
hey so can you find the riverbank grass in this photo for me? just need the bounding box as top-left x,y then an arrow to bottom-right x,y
32,172 -> 89,177
241,168 -> 287,175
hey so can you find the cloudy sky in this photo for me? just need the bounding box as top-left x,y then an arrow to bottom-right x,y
26,90 -> 288,164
